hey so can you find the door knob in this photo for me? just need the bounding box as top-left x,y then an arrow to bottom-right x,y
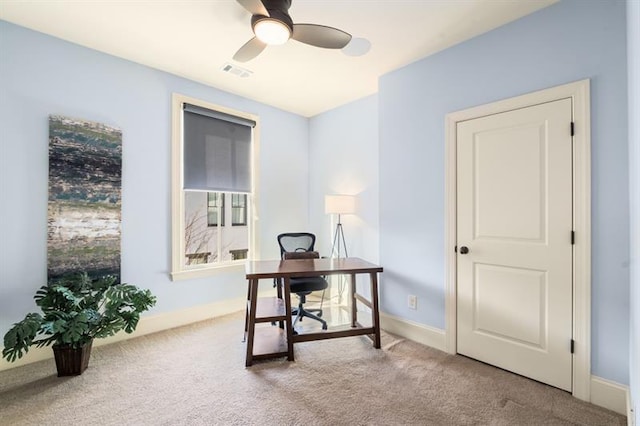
460,246 -> 469,254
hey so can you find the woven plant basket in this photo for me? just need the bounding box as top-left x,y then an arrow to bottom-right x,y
52,340 -> 93,377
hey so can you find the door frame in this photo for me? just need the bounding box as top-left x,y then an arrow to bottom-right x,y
444,79 -> 591,401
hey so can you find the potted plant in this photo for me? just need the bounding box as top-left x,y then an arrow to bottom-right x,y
2,272 -> 156,376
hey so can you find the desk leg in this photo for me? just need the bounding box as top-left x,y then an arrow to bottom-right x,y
350,273 -> 357,328
245,278 -> 259,367
283,277 -> 294,362
370,272 -> 381,349
276,279 -> 284,329
244,278 -> 251,337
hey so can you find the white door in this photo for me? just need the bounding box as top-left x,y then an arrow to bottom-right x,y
456,98 -> 573,391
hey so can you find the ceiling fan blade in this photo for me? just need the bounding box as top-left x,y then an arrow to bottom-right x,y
236,0 -> 269,17
233,37 -> 267,62
292,24 -> 352,49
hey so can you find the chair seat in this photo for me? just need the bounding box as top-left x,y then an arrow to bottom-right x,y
289,276 -> 328,294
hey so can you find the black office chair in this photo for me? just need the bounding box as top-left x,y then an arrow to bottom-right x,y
277,232 -> 328,331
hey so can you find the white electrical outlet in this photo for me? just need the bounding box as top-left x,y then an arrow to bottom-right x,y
408,295 -> 417,310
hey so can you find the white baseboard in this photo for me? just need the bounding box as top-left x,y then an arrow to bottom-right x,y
590,375 -> 629,416
0,292 -> 259,372
379,311 -> 446,352
378,313 -> 630,418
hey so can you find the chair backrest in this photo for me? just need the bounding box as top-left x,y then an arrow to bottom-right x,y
277,233 -> 316,259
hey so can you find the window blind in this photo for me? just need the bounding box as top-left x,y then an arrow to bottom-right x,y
183,104 -> 254,193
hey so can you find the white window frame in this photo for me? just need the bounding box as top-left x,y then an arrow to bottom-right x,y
171,93 -> 260,280
231,193 -> 248,226
207,192 -> 225,227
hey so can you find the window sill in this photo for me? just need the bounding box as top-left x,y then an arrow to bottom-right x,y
170,262 -> 245,281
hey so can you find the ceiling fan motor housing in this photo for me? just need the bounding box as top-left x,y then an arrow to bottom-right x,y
262,0 -> 292,13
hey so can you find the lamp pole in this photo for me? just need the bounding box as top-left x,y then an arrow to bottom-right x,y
331,213 -> 349,259
330,213 -> 350,304
325,194 -> 355,305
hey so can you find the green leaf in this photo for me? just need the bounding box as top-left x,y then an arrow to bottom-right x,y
121,312 -> 140,334
2,313 -> 43,362
35,336 -> 57,348
40,320 -> 55,335
52,285 -> 82,305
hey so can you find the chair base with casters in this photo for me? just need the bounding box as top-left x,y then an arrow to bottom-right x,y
290,279 -> 328,331
277,232 -> 330,332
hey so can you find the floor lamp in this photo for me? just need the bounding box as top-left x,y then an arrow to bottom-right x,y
325,195 -> 355,258
325,195 -> 355,303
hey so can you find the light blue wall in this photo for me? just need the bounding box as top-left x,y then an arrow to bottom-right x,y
0,21 -> 310,339
627,0 -> 639,420
378,0 -> 630,383
308,95 -> 379,261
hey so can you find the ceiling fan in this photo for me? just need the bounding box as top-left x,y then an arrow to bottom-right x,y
233,0 -> 352,62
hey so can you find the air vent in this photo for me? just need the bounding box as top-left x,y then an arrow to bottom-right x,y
221,63 -> 253,78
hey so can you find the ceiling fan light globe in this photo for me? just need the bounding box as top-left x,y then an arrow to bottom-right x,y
253,18 -> 291,45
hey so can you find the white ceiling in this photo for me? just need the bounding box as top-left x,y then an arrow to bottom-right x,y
0,0 -> 557,117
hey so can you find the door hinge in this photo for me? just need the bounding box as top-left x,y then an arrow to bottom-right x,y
571,231 -> 575,245
454,246 -> 457,253
570,339 -> 575,354
570,122 -> 575,136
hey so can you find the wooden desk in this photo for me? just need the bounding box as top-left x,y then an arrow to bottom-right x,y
244,257 -> 383,367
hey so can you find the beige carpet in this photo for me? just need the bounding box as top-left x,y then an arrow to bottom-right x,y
0,311 -> 626,425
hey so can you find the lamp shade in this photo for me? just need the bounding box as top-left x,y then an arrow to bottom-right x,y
325,195 -> 356,215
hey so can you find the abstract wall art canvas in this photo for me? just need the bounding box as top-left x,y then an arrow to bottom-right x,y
48,115 -> 122,282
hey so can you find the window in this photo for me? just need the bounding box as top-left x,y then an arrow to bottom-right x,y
231,194 -> 247,226
171,94 -> 259,280
207,192 -> 225,227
